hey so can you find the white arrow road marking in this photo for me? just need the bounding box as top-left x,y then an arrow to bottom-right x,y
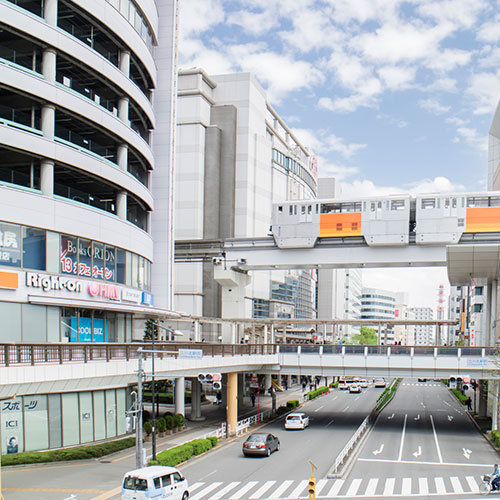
414,414 -> 420,421
387,413 -> 394,420
463,448 -> 472,459
413,446 -> 422,458
448,415 -> 454,421
373,444 -> 385,455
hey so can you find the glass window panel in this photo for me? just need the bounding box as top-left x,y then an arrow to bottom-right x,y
79,392 -> 94,444
46,231 -> 60,273
22,227 -> 46,270
116,389 -> 126,436
48,394 -> 62,449
24,395 -> 48,451
92,242 -> 105,280
60,235 -> 78,275
131,253 -> 139,288
93,311 -> 108,343
1,397 -> 24,454
0,302 -> 21,341
47,306 -> 60,342
0,222 -> 21,268
77,311 -> 92,343
62,393 -> 79,446
106,390 -> 117,438
93,391 -> 105,440
116,248 -> 126,284
138,256 -> 145,289
105,245 -> 116,282
78,239 -> 92,278
22,304 -> 47,342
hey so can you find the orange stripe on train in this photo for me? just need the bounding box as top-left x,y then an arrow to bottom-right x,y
466,207 -> 500,233
320,213 -> 362,237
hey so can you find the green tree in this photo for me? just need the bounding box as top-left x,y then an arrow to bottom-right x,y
352,326 -> 378,345
144,318 -> 159,341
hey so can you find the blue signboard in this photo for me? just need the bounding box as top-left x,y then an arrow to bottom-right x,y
142,292 -> 154,306
70,317 -> 108,342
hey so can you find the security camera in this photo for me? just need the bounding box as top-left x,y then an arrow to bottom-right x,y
212,257 -> 222,265
237,258 -> 247,265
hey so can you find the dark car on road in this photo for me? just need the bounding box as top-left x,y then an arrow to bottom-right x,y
242,433 -> 280,457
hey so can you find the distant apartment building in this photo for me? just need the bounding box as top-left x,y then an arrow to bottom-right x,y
174,69 -> 318,332
393,292 -> 411,344
361,287 -> 396,344
408,307 -> 434,345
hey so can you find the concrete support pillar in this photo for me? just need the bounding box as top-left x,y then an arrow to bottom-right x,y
193,320 -> 200,342
264,324 -> 268,344
117,144 -> 128,170
265,374 -> 272,394
493,381 -> 499,431
287,375 -> 293,387
491,280 -> 498,346
43,0 -> 58,25
119,50 -> 131,77
146,211 -> 152,234
42,48 -> 56,83
174,377 -> 185,416
270,324 -> 275,344
116,191 -> 127,220
237,373 -> 245,408
118,97 -> 129,123
189,379 -> 204,421
41,104 -> 55,140
40,160 -> 54,196
227,372 -> 238,436
479,379 -> 488,418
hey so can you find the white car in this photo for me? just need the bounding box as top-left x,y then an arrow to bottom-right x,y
284,412 -> 310,430
349,384 -> 361,393
338,381 -> 348,390
374,378 -> 386,388
122,466 -> 189,500
358,379 -> 368,388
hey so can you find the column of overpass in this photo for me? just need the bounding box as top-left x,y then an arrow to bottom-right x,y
190,379 -> 204,421
174,377 -> 185,416
227,372 -> 238,436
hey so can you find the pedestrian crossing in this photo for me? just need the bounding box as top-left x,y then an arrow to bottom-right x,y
189,475 -> 483,499
402,383 -> 441,387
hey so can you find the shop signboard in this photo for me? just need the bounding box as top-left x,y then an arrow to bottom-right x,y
70,317 -> 108,342
0,222 -> 21,268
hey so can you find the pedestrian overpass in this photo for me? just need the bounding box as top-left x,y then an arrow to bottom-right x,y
1,342 -> 496,399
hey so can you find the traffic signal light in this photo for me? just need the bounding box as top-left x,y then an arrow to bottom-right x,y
197,373 -> 222,390
308,475 -> 316,500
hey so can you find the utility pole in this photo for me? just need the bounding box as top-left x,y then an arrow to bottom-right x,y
0,394 -> 17,500
136,348 -> 144,469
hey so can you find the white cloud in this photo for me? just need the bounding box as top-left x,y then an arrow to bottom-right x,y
454,127 -> 488,151
424,77 -> 458,92
378,66 -> 417,90
376,114 -> 408,128
405,176 -> 466,194
417,0 -> 488,30
226,9 -> 279,36
293,128 -> 366,159
418,98 -> 451,114
425,48 -> 471,72
318,78 -> 383,112
477,14 -> 500,42
179,0 -> 225,37
317,159 -> 359,180
466,71 -> 500,115
477,45 -> 500,68
445,116 -> 468,126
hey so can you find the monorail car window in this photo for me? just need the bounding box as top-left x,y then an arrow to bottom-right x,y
289,206 -> 293,215
445,198 -> 449,208
308,205 -> 312,214
421,198 -> 436,209
301,206 -> 306,215
467,197 -> 489,207
490,196 -> 500,206
390,200 -> 405,211
316,205 -> 319,214
452,198 -> 457,208
278,206 -> 283,213
294,205 -> 297,215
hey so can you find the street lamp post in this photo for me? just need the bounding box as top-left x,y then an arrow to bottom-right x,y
0,395 -> 17,500
151,333 -> 156,461
136,349 -> 144,469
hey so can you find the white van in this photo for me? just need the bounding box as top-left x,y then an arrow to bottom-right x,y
122,465 -> 189,500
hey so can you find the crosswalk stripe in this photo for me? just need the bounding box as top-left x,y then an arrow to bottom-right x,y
364,478 -> 378,496
209,482 -> 241,500
435,477 -> 446,494
401,478 -> 411,496
287,480 -> 307,499
249,480 -> 276,499
466,476 -> 479,493
269,480 -> 293,499
418,477 -> 428,495
316,479 -> 328,495
383,478 -> 395,496
190,483 -> 205,493
450,476 -> 463,493
191,482 -> 223,500
326,479 -> 344,497
229,481 -> 258,500
345,479 -> 362,497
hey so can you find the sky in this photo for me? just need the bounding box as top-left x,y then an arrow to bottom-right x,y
177,0 -> 500,310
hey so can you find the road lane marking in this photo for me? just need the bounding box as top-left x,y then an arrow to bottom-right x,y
383,478 -> 395,496
316,479 -> 328,495
397,414 -> 407,462
401,477 -> 411,496
373,444 -> 384,455
326,419 -> 335,427
325,479 -> 344,497
3,488 -> 104,493
466,476 -> 480,493
342,406 -> 350,412
435,477 -> 446,494
268,480 -> 293,499
413,445 -> 422,458
191,482 -> 223,500
364,478 -> 378,496
418,477 -> 428,495
463,448 -> 472,459
358,458 -> 493,467
249,480 -> 276,499
209,482 -> 241,500
91,486 -> 122,500
190,483 -> 205,492
314,406 -> 324,412
450,476 -> 463,493
287,480 -> 307,499
345,478 -> 362,496
229,481 -> 258,499
430,414 -> 444,463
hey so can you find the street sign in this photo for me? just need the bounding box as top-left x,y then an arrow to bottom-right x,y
250,373 -> 259,388
178,349 -> 203,359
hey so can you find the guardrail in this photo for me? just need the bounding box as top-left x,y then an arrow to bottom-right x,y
235,410 -> 272,436
0,343 -> 278,367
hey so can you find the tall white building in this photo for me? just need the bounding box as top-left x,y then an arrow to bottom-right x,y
361,287 -> 396,344
174,69 -> 317,328
394,292 -> 411,344
409,307 -> 434,345
0,0 -> 179,453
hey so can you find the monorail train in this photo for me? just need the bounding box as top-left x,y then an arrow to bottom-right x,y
271,192 -> 500,248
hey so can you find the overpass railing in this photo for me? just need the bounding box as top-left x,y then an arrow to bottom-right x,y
0,342 -> 278,367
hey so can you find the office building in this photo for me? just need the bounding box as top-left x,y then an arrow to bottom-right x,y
174,69 -> 318,329
0,0 -> 178,453
408,307 -> 434,345
361,287 -> 396,344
